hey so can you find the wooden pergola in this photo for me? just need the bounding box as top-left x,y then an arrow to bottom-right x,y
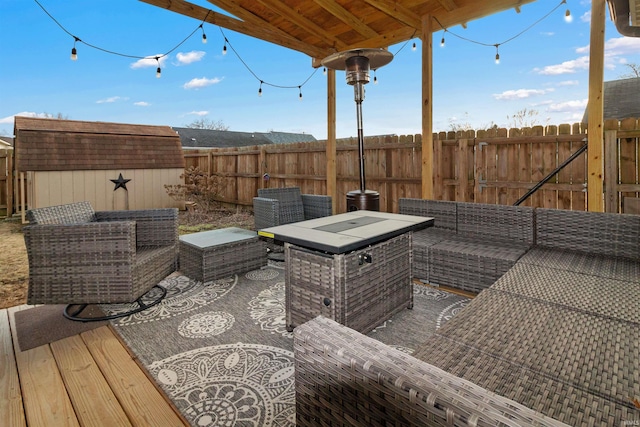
142,0 -> 616,212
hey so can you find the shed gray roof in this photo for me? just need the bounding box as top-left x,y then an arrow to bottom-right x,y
582,77 -> 640,123
173,127 -> 316,148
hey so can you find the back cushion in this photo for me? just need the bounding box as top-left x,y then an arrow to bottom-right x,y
457,202 -> 535,244
26,201 -> 96,225
399,198 -> 457,231
258,187 -> 305,224
536,208 -> 640,258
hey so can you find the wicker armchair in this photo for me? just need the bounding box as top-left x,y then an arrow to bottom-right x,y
253,187 -> 332,230
23,201 -> 179,321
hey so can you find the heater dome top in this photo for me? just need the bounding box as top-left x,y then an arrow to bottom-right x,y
321,48 -> 393,71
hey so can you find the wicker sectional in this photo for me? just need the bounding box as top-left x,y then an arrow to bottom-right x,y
399,199 -> 535,293
294,204 -> 640,426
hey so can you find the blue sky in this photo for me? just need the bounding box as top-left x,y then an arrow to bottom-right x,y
1,0 -> 639,139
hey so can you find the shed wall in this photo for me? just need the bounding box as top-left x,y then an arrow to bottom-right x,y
27,168 -> 184,211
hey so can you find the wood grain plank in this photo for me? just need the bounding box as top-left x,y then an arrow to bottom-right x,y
8,305 -> 80,427
0,309 -> 26,427
82,326 -> 187,426
50,335 -> 132,427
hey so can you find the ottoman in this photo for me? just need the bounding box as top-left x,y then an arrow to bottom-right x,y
179,227 -> 267,282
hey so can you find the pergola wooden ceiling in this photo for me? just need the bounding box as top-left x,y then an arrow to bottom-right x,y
141,0 -> 614,214
141,0 -> 536,63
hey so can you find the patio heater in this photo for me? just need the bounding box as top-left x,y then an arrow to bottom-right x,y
322,48 -> 393,211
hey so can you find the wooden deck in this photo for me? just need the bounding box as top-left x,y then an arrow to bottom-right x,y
0,305 -> 188,426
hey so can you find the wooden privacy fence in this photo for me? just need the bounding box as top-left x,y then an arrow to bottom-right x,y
183,119 -> 640,214
0,148 -> 13,217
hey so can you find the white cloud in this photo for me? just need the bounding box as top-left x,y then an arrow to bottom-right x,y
557,80 -> 579,86
183,77 -> 223,89
176,51 -> 205,65
547,99 -> 588,112
0,111 -> 50,124
493,88 -> 554,100
130,55 -> 168,69
134,101 -> 150,106
96,96 -> 128,104
535,56 -> 590,75
186,111 -> 209,116
580,11 -> 591,23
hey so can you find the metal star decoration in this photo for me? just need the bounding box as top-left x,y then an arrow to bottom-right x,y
110,173 -> 131,191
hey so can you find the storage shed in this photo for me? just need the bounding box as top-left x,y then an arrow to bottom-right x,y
14,117 -> 185,218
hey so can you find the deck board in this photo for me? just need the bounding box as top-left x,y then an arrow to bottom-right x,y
82,326 -> 186,426
0,306 -> 187,427
0,309 -> 26,427
51,334 -> 132,426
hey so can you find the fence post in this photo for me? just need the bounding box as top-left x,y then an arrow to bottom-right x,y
604,129 -> 618,213
7,150 -> 13,217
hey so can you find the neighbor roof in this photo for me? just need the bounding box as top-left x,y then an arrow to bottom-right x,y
173,127 -> 316,148
581,77 -> 640,123
14,117 -> 185,171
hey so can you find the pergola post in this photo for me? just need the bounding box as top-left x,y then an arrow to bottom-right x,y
587,0 -> 606,212
421,14 -> 434,200
326,68 -> 337,214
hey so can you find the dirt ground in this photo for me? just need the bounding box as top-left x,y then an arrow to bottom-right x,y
0,209 -> 254,310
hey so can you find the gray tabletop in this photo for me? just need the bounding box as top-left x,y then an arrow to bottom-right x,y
180,227 -> 257,249
258,210 -> 433,254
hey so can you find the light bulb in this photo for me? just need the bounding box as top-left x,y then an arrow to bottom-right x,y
71,47 -> 77,61
374,75 -> 378,85
440,37 -> 445,47
222,44 -> 227,55
495,53 -> 500,64
298,88 -> 303,101
258,87 -> 262,97
202,33 -> 207,44
564,9 -> 572,23
412,42 -> 416,51
323,67 -> 327,75
156,67 -> 161,78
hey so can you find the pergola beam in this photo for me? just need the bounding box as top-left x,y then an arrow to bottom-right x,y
312,0 -> 381,39
587,0 -> 606,212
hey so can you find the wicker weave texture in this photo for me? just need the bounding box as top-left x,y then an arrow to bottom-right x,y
519,246 -> 640,282
429,237 -> 530,293
26,200 -> 97,224
24,202 -> 179,304
294,316 -> 570,427
414,284 -> 640,427
536,208 -> 640,258
284,233 -> 412,333
179,234 -> 267,282
456,202 -> 535,244
399,198 -> 457,231
254,187 -> 332,230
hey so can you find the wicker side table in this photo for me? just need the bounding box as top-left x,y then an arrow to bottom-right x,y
179,227 -> 267,282
285,233 -> 412,333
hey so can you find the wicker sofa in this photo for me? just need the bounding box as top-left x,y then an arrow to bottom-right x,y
24,201 -> 179,319
253,187 -> 332,230
294,205 -> 640,426
399,198 -> 535,293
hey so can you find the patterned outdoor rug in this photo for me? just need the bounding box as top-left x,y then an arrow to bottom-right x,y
107,263 -> 470,427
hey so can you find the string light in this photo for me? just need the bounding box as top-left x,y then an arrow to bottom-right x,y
298,86 -> 303,101
323,67 -> 327,75
222,38 -> 228,55
412,42 -> 416,51
258,81 -> 263,97
70,37 -> 79,61
433,0 -> 568,67
563,0 -> 573,23
200,24 -> 207,43
155,57 -> 161,78
373,69 -> 378,84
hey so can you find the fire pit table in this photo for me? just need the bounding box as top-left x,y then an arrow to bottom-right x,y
259,211 -> 433,333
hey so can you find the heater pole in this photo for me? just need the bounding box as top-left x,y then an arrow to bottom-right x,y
354,81 -> 366,192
